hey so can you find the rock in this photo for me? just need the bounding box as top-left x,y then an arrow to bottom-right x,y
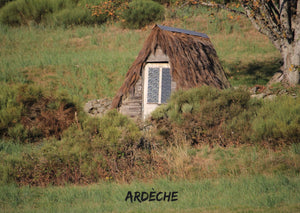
278,89 -> 288,95
84,98 -> 112,117
251,93 -> 266,99
249,86 -> 258,94
267,71 -> 284,86
249,85 -> 266,94
264,94 -> 276,101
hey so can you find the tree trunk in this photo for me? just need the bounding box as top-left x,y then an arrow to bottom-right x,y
196,0 -> 300,85
275,0 -> 300,86
271,39 -> 300,86
239,0 -> 300,86
279,39 -> 300,85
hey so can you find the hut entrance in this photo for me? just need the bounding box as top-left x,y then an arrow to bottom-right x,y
143,63 -> 171,119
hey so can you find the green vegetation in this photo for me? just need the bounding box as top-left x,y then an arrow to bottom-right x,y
0,83 -> 79,143
0,0 -> 13,8
151,86 -> 300,147
1,175 -> 300,212
121,0 -> 165,29
0,2 -> 298,212
0,0 -> 107,27
0,25 -> 142,100
0,110 -> 145,185
1,87 -> 299,186
0,6 -> 280,100
0,0 -> 166,28
252,96 -> 300,145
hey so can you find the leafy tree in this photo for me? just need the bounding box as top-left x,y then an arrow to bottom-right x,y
182,0 -> 300,86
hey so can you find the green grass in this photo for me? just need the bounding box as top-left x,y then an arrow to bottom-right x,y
1,142 -> 299,211
0,6 -> 294,212
0,25 -> 144,102
0,7 -> 280,103
1,175 -> 299,212
171,7 -> 280,86
154,144 -> 300,180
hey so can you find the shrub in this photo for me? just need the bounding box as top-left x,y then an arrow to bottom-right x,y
121,0 -> 165,29
0,83 -> 78,143
0,1 -> 22,26
52,7 -> 107,27
0,0 -> 62,26
1,110 -> 146,185
225,97 -> 262,143
0,0 -> 13,8
0,0 -> 103,26
17,84 -> 78,142
151,86 -> 300,147
251,96 -> 300,145
0,83 -> 21,136
153,86 -> 250,124
150,86 -> 254,146
152,0 -> 176,5
83,109 -> 141,156
88,0 -> 128,22
7,124 -> 28,142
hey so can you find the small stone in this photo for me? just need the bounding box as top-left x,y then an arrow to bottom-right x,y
84,98 -> 113,117
264,94 -> 276,101
251,93 -> 266,99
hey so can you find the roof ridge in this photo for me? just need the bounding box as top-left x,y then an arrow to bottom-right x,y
157,25 -> 209,39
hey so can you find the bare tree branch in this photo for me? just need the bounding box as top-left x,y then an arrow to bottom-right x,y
265,0 -> 280,26
279,0 -> 294,42
240,0 -> 282,49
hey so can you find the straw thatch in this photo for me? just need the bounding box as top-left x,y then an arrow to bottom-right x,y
111,25 -> 230,109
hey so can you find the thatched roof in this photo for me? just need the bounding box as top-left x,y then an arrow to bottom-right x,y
111,25 -> 230,108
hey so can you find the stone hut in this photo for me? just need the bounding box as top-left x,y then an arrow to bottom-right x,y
111,25 -> 230,121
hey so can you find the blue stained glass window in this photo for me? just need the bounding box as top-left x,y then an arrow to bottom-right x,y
147,68 -> 159,103
161,68 -> 171,103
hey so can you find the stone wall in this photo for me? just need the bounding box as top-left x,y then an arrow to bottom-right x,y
84,98 -> 112,117
119,77 -> 143,121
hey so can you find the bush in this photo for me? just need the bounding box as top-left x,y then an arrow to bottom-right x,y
52,7 -> 107,27
0,83 -> 78,143
0,0 -> 13,8
82,110 -> 141,156
151,86 -> 300,147
152,0 -> 176,5
0,110 -> 146,185
225,97 -> 262,143
121,0 -> 165,29
151,86 -> 253,146
0,83 -> 21,136
0,0 -> 104,26
87,0 -> 127,22
152,86 -> 250,124
251,96 -> 300,145
0,0 -> 62,26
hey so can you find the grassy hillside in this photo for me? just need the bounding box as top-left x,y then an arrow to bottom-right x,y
0,4 -> 299,213
0,7 -> 280,102
0,25 -> 141,101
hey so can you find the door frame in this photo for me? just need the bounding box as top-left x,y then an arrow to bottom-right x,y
143,62 -> 171,120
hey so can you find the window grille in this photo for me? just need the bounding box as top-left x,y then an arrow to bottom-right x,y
147,67 -> 171,104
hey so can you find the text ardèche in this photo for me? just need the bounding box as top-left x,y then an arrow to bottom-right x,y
125,189 -> 178,203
